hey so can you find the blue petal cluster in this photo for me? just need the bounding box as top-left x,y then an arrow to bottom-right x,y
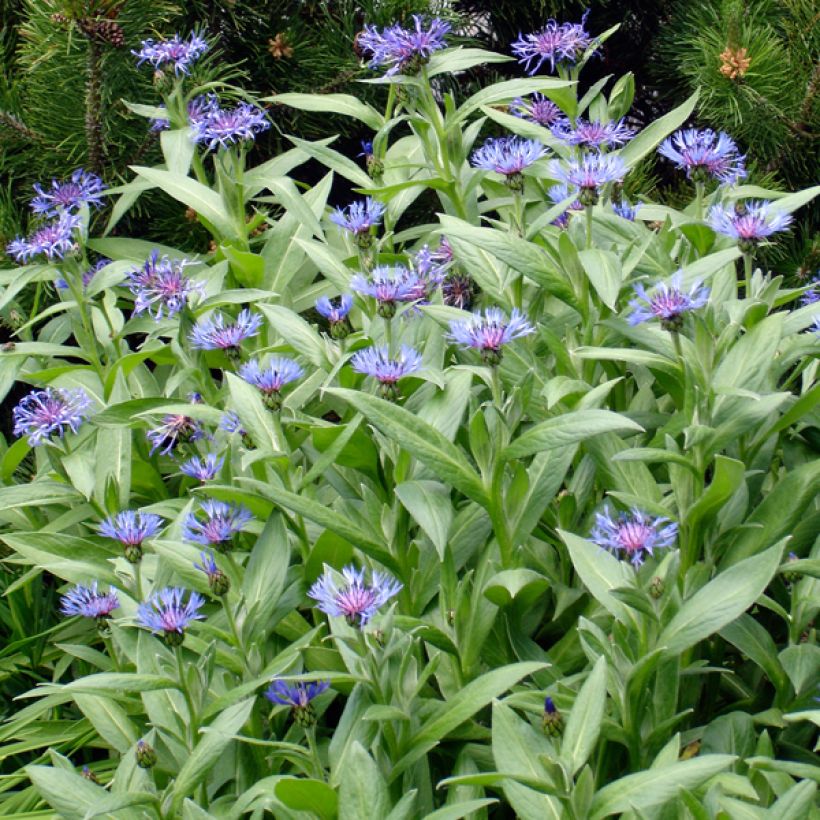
193,100 -> 270,150
358,16 -> 450,76
448,307 -> 535,352
127,251 -> 203,320
308,565 -> 402,626
134,32 -> 209,75
32,169 -> 106,216
137,587 -> 206,635
350,345 -> 422,384
708,202 -> 793,245
60,582 -> 120,619
180,453 -> 224,481
512,12 -> 596,74
471,136 -> 546,176
12,387 -> 93,446
99,511 -> 164,545
591,508 -> 678,566
658,128 -> 746,185
330,198 -> 386,236
7,212 -> 82,263
628,273 -> 710,327
551,117 -> 635,149
182,499 -> 253,547
189,309 -> 262,351
510,94 -> 563,127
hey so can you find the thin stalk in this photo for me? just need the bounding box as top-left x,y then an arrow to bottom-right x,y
65,267 -> 104,379
100,631 -> 120,672
133,561 -> 143,601
175,646 -> 198,748
223,598 -> 248,669
694,181 -> 705,221
384,316 -> 393,355
304,726 -> 323,779
29,281 -> 43,324
585,204 -> 594,249
743,253 -> 754,300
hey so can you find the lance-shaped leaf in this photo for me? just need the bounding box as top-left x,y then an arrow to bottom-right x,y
562,655 -> 607,775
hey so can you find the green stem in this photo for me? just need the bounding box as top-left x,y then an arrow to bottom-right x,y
175,646 -> 198,749
743,253 -> 753,300
133,561 -> 143,601
695,181 -> 705,221
29,281 -> 43,324
65,266 -> 104,379
101,632 -> 120,672
489,365 -> 503,411
585,205 -> 594,249
383,316 -> 393,355
304,726 -> 323,779
223,598 -> 248,670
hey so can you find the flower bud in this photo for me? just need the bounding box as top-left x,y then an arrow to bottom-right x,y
542,696 -> 563,736
136,739 -> 157,769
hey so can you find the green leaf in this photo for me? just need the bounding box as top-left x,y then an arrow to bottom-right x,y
259,303 -> 328,366
484,569 -> 549,608
779,644 -> 820,696
287,136 -> 373,188
589,755 -> 735,818
504,410 -> 643,460
260,176 -> 324,239
618,90 -> 698,168
658,541 -> 785,654
425,800 -> 500,820
225,372 -> 282,456
166,698 -> 255,815
160,128 -> 195,176
719,614 -> 787,692
685,456 -> 745,532
578,249 -> 622,309
389,662 -> 546,780
426,46 -> 511,77
394,480 -> 453,560
453,77 -> 574,125
327,388 -> 487,506
562,655 -> 607,775
338,741 -> 390,820
73,694 -> 139,754
275,778 -> 338,820
268,93 -> 383,130
0,481 -> 82,511
242,512 -> 290,631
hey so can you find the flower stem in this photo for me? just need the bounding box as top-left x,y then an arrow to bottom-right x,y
175,646 -> 198,749
743,253 -> 753,300
695,181 -> 705,221
223,597 -> 248,669
585,205 -> 594,249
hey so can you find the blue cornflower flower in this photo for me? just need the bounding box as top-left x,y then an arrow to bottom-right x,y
265,679 -> 330,726
180,453 -> 224,481
12,387 -> 93,447
55,258 -> 109,291
6,212 -> 82,263
471,136 -> 546,189
150,94 -> 214,131
316,295 -> 354,339
147,413 -> 205,456
182,499 -> 253,550
193,100 -> 270,150
359,140 -> 374,158
628,272 -> 709,331
308,564 -> 402,627
189,309 -> 262,355
551,117 -> 635,149
358,15 -> 450,76
442,272 -> 478,311
134,32 -> 209,75
127,251 -> 203,320
801,275 -> 819,307
510,94 -> 563,127
31,169 -> 106,216
448,307 -> 535,365
60,582 -> 120,620
548,182 -> 584,228
708,201 -> 792,250
512,11 -> 596,75
612,199 -> 641,221
99,510 -> 163,562
351,265 -> 422,318
330,198 -> 385,247
239,357 -> 303,409
658,128 -> 746,185
220,410 -> 245,435
549,154 -> 626,205
194,550 -> 230,595
591,507 -> 678,566
351,345 -> 422,399
137,587 -> 205,646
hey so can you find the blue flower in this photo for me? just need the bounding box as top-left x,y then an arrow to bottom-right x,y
194,550 -> 231,595
351,265 -> 423,318
612,199 -> 641,221
708,201 -> 792,248
6,212 -> 82,263
510,94 -> 563,127
189,309 -> 262,352
12,387 -> 93,446
137,587 -> 205,645
308,564 -> 402,626
150,95 -> 213,131
442,273 -> 477,311
31,169 -> 106,216
316,294 -> 353,324
358,15 -> 450,76
55,258 -> 109,291
471,136 -> 546,180
548,183 -> 584,227
180,453 -> 224,481
60,582 -> 120,620
99,510 -> 164,545
591,507 -> 678,566
330,198 -> 385,237
134,32 -> 209,75
220,410 -> 246,435
801,275 -> 819,307
127,251 -> 203,320
359,140 -> 374,158
265,679 -> 330,726
147,413 -> 205,456
350,345 -> 422,397
182,499 -> 253,549
193,100 -> 270,150
628,272 -> 709,330
239,357 -> 303,408
448,307 -> 535,365
658,128 -> 746,185
551,117 -> 635,149
512,12 -> 596,75
549,154 -> 626,204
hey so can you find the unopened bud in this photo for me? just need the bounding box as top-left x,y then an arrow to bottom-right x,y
136,739 -> 157,769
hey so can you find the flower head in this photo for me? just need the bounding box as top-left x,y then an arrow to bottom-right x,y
239,357 -> 303,409
316,295 -> 354,339
471,136 -> 546,188
658,128 -> 746,185
189,309 -> 262,353
194,550 -> 231,596
330,198 -> 385,246
308,564 -> 402,626
99,510 -> 163,562
137,587 -> 205,646
134,32 -> 209,75
549,154 -> 626,204
548,182 -> 584,228
358,15 -> 450,76
510,94 -> 563,127
31,169 -> 106,216
801,275 -> 819,307
180,452 -> 224,481
12,387 -> 93,446
512,12 -> 596,75
6,212 -> 82,263
591,507 -> 678,566
182,499 -> 253,550
708,201 -> 792,250
127,252 -> 203,320
551,117 -> 635,149
542,695 -> 563,736
55,258 -> 109,291
628,272 -> 709,331
351,265 -> 422,318
150,95 -> 213,131
60,582 -> 120,620
448,307 -> 535,365
147,413 -> 205,456
193,100 -> 270,150
442,273 -> 478,311
265,679 -> 330,726
220,410 -> 245,435
612,199 -> 641,221
351,345 -> 421,398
